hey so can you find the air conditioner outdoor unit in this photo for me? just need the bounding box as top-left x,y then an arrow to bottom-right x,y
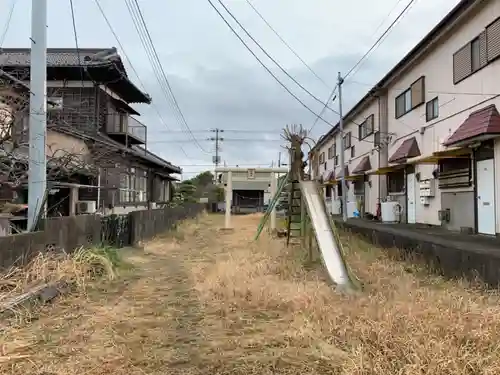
76,201 -> 97,214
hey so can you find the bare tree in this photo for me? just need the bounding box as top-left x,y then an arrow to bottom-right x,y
281,124 -> 307,181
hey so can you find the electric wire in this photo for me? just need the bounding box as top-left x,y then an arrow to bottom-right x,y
310,0 -> 415,134
206,0 -> 338,130
125,0 -> 211,154
93,0 -> 191,158
123,0 -> 190,139
244,0 -> 330,89
215,0 -> 338,115
347,0 -> 415,81
68,0 -> 85,84
0,0 -> 16,48
344,0 -> 416,81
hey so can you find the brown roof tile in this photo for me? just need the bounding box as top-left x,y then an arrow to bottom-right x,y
352,156 -> 372,174
389,137 -> 421,163
443,104 -> 500,146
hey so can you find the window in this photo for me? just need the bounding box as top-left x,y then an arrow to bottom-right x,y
358,115 -> 374,139
395,92 -> 406,118
119,168 -> 148,203
159,180 -> 170,202
453,27 -> 491,83
334,155 -> 339,166
426,97 -> 439,122
404,90 -> 412,112
387,169 -> 405,193
325,185 -> 332,198
328,144 -> 336,159
319,152 -> 325,164
350,146 -> 355,158
343,132 -> 351,149
396,89 -> 412,118
374,131 -> 381,147
471,37 -> 481,72
395,76 -> 425,118
353,180 -> 364,195
438,157 -> 472,189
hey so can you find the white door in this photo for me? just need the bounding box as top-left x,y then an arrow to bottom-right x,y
476,159 -> 496,235
406,173 -> 417,224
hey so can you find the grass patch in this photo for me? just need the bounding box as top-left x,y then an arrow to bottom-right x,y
0,245 -> 125,325
191,214 -> 500,374
2,213 -> 500,374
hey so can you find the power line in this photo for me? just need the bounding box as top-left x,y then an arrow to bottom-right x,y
344,0 -> 416,81
204,0 -> 383,147
178,163 -> 270,167
153,128 -> 284,134
68,0 -> 84,84
347,0 -> 415,81
149,138 -> 282,144
243,0 -> 330,89
371,0 -> 405,37
206,0 -> 337,130
309,0 -> 415,134
93,0 -> 191,159
214,0 -> 338,115
0,0 -> 17,48
125,0 -> 211,154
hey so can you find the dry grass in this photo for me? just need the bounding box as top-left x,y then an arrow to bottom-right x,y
0,246 -> 122,300
1,213 -> 500,374
0,246 -> 123,338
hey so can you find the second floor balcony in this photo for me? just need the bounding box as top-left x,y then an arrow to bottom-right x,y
106,113 -> 146,146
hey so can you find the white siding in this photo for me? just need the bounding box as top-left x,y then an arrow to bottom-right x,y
386,2 -> 500,228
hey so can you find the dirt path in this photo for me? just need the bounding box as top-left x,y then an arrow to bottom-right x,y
3,213 -> 500,375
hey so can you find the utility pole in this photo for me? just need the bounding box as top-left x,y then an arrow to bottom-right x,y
278,151 -> 281,167
209,128 -> 223,181
27,0 -> 48,230
338,72 -> 348,222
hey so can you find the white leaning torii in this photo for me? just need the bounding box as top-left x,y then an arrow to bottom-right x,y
215,167 -> 289,230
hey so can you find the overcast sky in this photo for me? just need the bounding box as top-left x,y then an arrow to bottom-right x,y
0,0 -> 460,179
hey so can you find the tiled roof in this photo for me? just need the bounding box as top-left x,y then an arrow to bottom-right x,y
352,156 -> 372,174
0,48 -> 150,104
443,104 -> 500,146
0,48 -> 124,69
389,137 -> 421,163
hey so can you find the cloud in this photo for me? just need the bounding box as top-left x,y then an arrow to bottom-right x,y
0,0 -> 461,178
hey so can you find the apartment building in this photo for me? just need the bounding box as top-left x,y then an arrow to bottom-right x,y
311,0 -> 500,236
